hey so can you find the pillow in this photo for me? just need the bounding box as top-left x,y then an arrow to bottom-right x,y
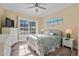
53,33 -> 58,35
49,33 -> 54,35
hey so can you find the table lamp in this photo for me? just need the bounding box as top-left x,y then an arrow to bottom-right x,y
65,28 -> 72,38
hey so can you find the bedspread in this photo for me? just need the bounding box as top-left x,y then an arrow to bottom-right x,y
27,34 -> 61,56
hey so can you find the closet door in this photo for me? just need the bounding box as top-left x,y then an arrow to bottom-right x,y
20,20 -> 29,35
18,18 -> 29,41
18,17 -> 38,41
29,21 -> 36,34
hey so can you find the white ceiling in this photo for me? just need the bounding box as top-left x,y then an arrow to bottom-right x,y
1,3 -> 74,17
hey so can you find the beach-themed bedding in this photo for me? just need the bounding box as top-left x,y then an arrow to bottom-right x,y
27,33 -> 61,56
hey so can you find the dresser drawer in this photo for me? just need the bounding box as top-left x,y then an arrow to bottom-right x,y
63,41 -> 72,47
63,39 -> 73,48
63,39 -> 71,43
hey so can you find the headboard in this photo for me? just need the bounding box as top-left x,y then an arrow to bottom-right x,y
44,29 -> 63,36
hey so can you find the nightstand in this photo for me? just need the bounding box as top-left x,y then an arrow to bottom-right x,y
62,37 -> 74,50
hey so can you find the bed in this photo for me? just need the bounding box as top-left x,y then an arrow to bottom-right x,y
27,30 -> 62,56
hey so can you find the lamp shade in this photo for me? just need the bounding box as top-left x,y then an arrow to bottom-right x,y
65,29 -> 72,34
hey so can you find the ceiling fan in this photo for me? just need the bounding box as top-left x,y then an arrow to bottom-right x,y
26,3 -> 47,12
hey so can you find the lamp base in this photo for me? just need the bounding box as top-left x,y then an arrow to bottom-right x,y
66,34 -> 71,38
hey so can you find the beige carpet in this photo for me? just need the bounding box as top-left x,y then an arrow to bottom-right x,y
11,41 -> 78,56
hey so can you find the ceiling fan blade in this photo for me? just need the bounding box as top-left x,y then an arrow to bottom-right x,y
25,3 -> 37,6
38,6 -> 46,10
38,3 -> 47,5
27,6 -> 35,9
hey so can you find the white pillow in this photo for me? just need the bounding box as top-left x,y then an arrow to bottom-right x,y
49,33 -> 53,35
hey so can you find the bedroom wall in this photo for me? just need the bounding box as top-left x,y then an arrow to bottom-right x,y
38,17 -> 45,33
41,4 -> 79,49
0,6 -> 5,33
0,43 -> 4,55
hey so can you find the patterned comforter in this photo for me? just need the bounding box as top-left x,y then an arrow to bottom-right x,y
27,34 -> 61,56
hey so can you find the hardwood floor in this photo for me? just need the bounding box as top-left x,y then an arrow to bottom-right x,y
11,41 -> 78,56
47,46 -> 77,56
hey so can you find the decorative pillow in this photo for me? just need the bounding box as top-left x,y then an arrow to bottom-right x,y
53,33 -> 58,35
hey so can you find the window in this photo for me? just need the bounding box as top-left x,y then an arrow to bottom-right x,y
47,17 -> 64,26
19,19 -> 37,35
